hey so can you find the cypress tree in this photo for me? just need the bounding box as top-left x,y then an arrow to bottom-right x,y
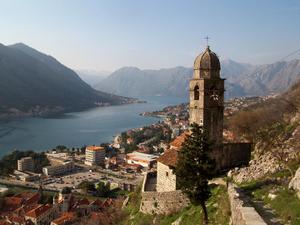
174,123 -> 216,224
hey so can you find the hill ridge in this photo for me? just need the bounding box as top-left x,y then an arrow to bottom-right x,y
0,43 -> 131,119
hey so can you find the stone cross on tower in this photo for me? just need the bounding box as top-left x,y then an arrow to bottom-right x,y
204,36 -> 210,47
189,46 -> 225,146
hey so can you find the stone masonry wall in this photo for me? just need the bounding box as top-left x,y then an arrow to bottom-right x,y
228,183 -> 266,225
140,189 -> 190,215
156,162 -> 177,192
140,172 -> 189,215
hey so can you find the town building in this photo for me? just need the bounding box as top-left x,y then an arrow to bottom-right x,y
42,160 -> 74,176
13,170 -> 40,182
1,192 -> 41,213
25,204 -> 59,225
85,146 -> 105,166
0,188 -> 118,225
126,151 -> 158,168
50,212 -> 76,225
17,157 -> 34,172
46,152 -> 69,160
120,163 -> 143,173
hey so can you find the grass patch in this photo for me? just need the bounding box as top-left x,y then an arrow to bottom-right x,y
242,181 -> 300,225
268,187 -> 300,224
120,184 -> 230,225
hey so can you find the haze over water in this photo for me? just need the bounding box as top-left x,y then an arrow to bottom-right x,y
0,96 -> 187,157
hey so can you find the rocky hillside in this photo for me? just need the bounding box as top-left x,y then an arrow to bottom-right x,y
0,43 -> 131,119
227,77 -> 300,183
225,79 -> 300,225
95,59 -> 300,99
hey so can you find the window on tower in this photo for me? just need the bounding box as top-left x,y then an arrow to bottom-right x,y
194,85 -> 199,100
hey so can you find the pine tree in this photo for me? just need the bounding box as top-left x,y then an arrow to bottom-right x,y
174,123 -> 216,225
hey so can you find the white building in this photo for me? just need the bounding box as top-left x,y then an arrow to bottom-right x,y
14,170 -> 40,182
85,146 -> 105,166
126,151 -> 158,168
46,152 -> 69,160
17,157 -> 34,172
42,160 -> 74,176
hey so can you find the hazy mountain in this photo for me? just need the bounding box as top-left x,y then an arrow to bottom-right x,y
221,59 -> 255,80
95,59 -> 300,99
244,59 -> 300,95
93,62 -> 248,98
76,69 -> 110,86
0,43 -> 130,118
95,66 -> 192,97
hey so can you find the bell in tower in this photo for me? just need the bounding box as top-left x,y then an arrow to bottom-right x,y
189,46 -> 225,146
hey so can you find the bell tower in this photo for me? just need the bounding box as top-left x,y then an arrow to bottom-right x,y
189,46 -> 224,146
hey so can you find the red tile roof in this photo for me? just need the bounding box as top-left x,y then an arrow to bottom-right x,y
23,203 -> 41,213
86,146 -> 104,151
76,198 -> 90,206
51,212 -> 76,225
90,212 -> 112,224
158,132 -> 189,167
2,197 -> 24,211
7,215 -> 25,224
170,132 -> 188,150
25,204 -> 52,218
157,148 -> 178,167
2,192 -> 40,213
102,198 -> 113,208
90,199 -> 103,207
122,163 -> 142,169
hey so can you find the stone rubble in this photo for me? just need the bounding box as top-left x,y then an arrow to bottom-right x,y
171,216 -> 182,225
267,193 -> 277,200
289,166 -> 300,198
228,152 -> 281,183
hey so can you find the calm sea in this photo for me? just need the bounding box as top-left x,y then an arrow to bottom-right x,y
0,96 -> 187,157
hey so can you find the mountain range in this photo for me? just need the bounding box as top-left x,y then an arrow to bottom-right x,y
76,69 -> 110,86
94,59 -> 300,99
0,43 -> 130,119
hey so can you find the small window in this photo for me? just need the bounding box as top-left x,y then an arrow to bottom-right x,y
194,85 -> 199,100
166,171 -> 169,177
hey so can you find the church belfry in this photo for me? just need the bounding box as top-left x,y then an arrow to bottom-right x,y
189,46 -> 224,146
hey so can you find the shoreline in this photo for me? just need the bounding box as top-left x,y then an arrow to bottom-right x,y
0,99 -> 146,122
0,96 -> 188,157
0,102 -> 161,158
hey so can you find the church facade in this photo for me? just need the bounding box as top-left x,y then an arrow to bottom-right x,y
140,46 -> 251,215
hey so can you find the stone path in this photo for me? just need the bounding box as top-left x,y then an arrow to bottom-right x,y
251,199 -> 283,225
226,179 -> 284,225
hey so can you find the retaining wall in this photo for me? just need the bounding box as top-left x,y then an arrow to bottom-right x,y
228,183 -> 266,225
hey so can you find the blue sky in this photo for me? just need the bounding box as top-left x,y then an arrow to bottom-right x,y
0,0 -> 299,71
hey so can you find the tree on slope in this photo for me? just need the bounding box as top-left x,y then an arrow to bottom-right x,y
174,123 -> 216,225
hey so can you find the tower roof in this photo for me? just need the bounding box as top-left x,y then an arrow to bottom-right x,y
194,46 -> 220,71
